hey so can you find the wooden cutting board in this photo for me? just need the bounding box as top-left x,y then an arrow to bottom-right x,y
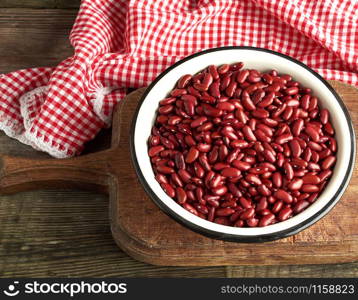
0,80 -> 357,266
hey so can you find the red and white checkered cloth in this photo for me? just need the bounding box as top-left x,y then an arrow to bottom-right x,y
0,0 -> 357,157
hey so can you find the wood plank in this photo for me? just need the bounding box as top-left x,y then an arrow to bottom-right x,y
226,263 -> 358,277
0,190 -> 226,277
0,9 -> 76,73
0,0 -> 80,9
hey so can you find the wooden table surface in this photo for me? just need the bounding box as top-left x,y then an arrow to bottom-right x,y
0,1 -> 357,277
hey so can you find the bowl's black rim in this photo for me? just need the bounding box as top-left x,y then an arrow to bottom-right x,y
129,46 -> 356,243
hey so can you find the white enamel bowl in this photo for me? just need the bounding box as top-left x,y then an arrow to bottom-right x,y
130,47 -> 355,242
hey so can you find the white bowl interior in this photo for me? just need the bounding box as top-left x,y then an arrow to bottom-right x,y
134,49 -> 353,236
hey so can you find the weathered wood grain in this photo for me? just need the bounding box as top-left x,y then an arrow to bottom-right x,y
0,9 -> 76,73
0,0 -> 80,9
0,7 -> 357,277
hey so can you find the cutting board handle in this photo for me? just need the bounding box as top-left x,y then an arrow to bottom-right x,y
0,150 -> 115,195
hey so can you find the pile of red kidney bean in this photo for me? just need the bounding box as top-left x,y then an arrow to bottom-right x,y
148,62 -> 337,227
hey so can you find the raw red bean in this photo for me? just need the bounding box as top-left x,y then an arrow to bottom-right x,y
221,167 -> 241,177
218,64 -> 230,74
212,185 -> 228,196
186,146 -> 199,163
177,74 -> 192,88
292,118 -> 304,136
245,173 -> 262,185
289,140 -> 301,158
242,94 -> 256,111
242,125 -> 257,141
272,172 -> 283,188
171,173 -> 183,187
302,174 -> 321,184
275,133 -> 293,144
246,217 -> 259,227
272,201 -> 283,214
178,169 -> 191,183
302,184 -> 319,193
157,165 -> 174,174
278,207 -> 293,221
319,169 -> 333,181
275,189 -> 293,203
259,213 -> 275,227
293,200 -> 310,213
320,109 -> 329,124
155,174 -> 168,184
149,146 -> 165,157
190,116 -> 207,128
176,187 -> 187,203
209,173 -> 222,188
288,178 -> 303,190
305,126 -> 320,142
322,155 -> 336,170
216,208 -> 235,217
283,162 -> 294,180
150,62 -> 337,228
183,203 -> 198,215
240,207 -> 255,220
161,183 -> 175,197
149,135 -> 160,146
236,69 -> 250,83
257,184 -> 271,196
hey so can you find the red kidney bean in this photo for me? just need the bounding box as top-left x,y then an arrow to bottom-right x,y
288,178 -> 303,190
278,207 -> 293,221
272,172 -> 282,188
271,201 -> 283,214
161,183 -> 175,197
241,94 -> 256,112
293,200 -> 310,214
308,162 -> 320,171
240,207 -> 255,220
319,169 -> 333,181
176,187 -> 187,204
216,208 -> 235,217
149,135 -> 160,146
212,185 -> 228,196
283,162 -> 294,180
322,155 -> 336,170
177,169 -> 191,183
302,174 -> 321,184
275,189 -> 293,203
171,173 -> 183,187
302,184 -> 319,193
292,118 -> 304,136
185,146 -> 199,163
257,184 -> 271,196
289,139 -> 301,158
221,167 -> 241,178
231,160 -> 251,171
190,116 -> 207,128
148,145 -> 165,157
242,125 -> 257,141
324,122 -> 335,135
259,213 -> 275,227
275,133 -> 293,144
245,173 -> 262,185
155,174 -> 168,185
150,63 -> 337,228
177,74 -> 192,89
156,165 -> 175,174
305,126 -> 320,142
308,96 -> 318,111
